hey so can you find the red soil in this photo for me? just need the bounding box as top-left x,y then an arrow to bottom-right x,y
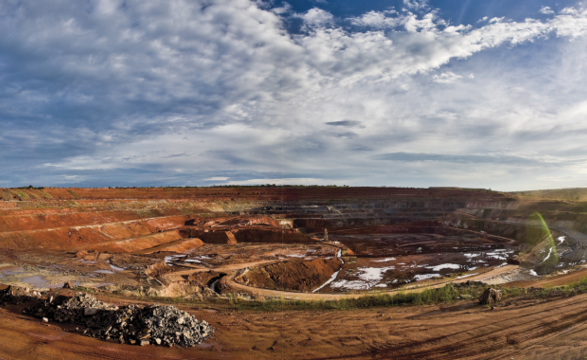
235,258 -> 341,292
0,215 -> 188,251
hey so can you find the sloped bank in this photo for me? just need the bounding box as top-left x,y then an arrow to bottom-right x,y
235,258 -> 341,292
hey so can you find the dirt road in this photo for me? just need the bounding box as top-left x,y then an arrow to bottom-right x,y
161,256 -> 522,301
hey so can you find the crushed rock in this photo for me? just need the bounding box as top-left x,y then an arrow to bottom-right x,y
25,292 -> 118,324
24,292 -> 213,347
0,285 -> 42,305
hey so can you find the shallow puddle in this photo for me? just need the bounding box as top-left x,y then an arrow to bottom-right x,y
21,275 -> 78,288
94,270 -> 115,274
0,267 -> 24,275
109,263 -> 126,271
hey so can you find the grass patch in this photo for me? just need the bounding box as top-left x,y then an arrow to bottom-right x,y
73,286 -> 96,294
221,284 -> 466,311
562,275 -> 587,289
99,284 -> 471,312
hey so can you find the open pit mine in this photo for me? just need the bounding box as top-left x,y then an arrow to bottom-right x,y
2,186 -> 587,359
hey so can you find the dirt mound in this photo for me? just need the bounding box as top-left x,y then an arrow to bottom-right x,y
186,270 -> 222,288
478,288 -> 502,305
155,282 -> 216,298
25,292 -> 213,347
235,258 -> 340,292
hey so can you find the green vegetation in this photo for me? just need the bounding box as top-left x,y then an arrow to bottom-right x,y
16,190 -> 29,200
561,275 -> 587,289
37,190 -> 54,200
73,286 -> 97,293
227,287 -> 463,311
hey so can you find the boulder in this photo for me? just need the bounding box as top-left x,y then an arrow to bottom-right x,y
478,288 -> 502,305
84,308 -> 99,316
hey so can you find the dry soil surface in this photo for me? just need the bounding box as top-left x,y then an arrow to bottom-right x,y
3,292 -> 587,360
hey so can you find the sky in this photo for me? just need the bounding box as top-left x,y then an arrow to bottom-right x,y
1,0 -> 587,191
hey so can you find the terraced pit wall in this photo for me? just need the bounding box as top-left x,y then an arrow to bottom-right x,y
1,186 -> 583,254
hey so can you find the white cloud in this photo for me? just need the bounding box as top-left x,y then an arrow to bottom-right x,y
540,6 -> 555,15
403,0 -> 429,11
299,8 -> 334,29
348,10 -> 401,29
478,16 -> 489,23
489,16 -> 505,24
433,72 -> 462,83
206,177 -> 230,181
4,1 -> 587,189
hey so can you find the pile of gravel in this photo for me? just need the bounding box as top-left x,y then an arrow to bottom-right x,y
0,285 -> 42,305
25,292 -> 214,347
25,292 -> 117,324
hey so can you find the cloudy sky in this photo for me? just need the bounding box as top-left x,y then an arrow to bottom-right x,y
1,0 -> 587,190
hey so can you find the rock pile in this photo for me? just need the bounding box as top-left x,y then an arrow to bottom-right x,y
0,285 -> 42,305
25,292 -> 118,324
478,288 -> 502,305
82,303 -> 214,347
25,292 -> 214,347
